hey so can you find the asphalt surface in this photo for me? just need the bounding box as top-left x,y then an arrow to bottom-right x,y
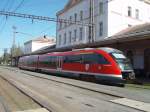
0,70 -> 41,112
0,67 -> 149,112
7,66 -> 150,103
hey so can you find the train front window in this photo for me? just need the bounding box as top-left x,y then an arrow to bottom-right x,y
112,53 -> 126,59
111,53 -> 133,71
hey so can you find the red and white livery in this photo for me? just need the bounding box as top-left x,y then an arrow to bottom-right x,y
18,47 -> 135,83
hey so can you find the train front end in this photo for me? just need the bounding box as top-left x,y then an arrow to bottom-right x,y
101,48 -> 135,82
110,52 -> 135,80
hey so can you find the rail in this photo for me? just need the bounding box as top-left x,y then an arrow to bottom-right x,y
0,97 -> 11,112
4,67 -> 124,98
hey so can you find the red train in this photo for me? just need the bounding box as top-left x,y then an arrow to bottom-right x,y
18,47 -> 135,83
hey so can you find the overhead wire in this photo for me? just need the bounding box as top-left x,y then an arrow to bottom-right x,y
0,0 -> 12,32
0,0 -> 10,24
7,0 -> 14,11
13,0 -> 25,12
0,0 -> 12,35
37,24 -> 56,36
0,0 -> 25,35
0,0 -> 117,37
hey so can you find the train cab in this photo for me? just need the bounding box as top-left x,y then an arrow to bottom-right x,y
100,48 -> 135,80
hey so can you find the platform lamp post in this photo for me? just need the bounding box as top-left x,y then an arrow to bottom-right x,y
11,26 -> 17,66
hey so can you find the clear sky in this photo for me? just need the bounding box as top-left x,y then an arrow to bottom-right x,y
0,0 -> 68,56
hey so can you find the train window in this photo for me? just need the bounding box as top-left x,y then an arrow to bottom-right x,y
46,56 -> 51,65
39,56 -> 57,68
112,53 -> 126,59
48,56 -> 52,65
83,53 -> 109,64
40,56 -> 49,65
27,57 -> 32,65
50,56 -> 57,68
64,55 -> 82,63
26,56 -> 38,65
98,54 -> 110,64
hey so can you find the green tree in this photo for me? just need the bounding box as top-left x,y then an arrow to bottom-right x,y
0,57 -> 2,64
0,52 -> 11,65
3,52 -> 11,64
11,45 -> 24,57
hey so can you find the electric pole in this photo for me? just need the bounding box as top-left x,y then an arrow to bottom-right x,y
89,0 -> 95,43
3,48 -> 8,64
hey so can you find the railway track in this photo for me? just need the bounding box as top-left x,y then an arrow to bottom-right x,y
4,67 -> 124,98
0,70 -> 47,112
0,74 -> 53,112
0,67 -> 150,112
0,97 -> 10,112
0,67 -> 123,111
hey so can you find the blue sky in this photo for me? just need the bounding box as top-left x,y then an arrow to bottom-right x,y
0,0 -> 68,55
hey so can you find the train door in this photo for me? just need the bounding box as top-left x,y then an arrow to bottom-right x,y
57,56 -> 63,70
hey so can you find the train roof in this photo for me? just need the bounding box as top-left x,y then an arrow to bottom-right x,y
99,47 -> 123,53
44,47 -> 123,55
20,47 -> 123,58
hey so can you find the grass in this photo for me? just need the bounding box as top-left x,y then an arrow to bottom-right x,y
124,78 -> 150,90
126,83 -> 150,90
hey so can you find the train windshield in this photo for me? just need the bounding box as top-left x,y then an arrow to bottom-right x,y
110,53 -> 133,71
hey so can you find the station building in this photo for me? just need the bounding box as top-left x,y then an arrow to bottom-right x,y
24,36 -> 55,54
56,0 -> 150,48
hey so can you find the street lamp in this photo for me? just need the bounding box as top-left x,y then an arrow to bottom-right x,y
15,31 -> 34,37
11,26 -> 17,66
12,26 -> 17,57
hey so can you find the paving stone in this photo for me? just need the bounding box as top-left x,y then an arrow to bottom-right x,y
110,98 -> 150,112
15,108 -> 49,112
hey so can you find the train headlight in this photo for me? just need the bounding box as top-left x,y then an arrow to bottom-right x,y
119,64 -> 124,71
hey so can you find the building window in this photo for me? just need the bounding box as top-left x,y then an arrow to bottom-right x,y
128,6 -> 132,17
69,31 -> 72,43
69,16 -> 72,24
99,2 -> 103,15
59,22 -> 62,29
64,21 -> 67,27
80,10 -> 83,21
89,8 -> 91,18
74,13 -> 77,22
74,29 -> 77,41
79,27 -> 83,40
64,33 -> 66,44
59,35 -> 61,45
99,22 -> 103,36
135,9 -> 139,19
